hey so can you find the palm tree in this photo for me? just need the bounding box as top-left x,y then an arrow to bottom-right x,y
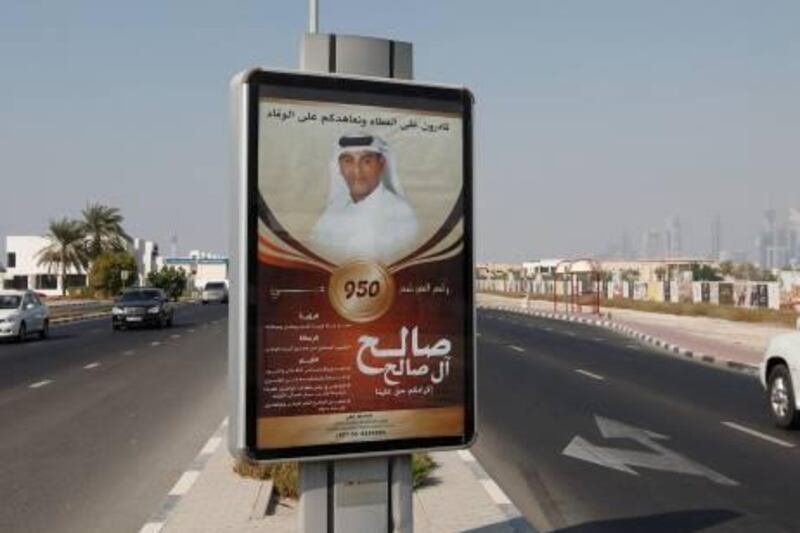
37,218 -> 89,296
81,203 -> 132,259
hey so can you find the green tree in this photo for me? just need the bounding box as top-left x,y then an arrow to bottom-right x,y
147,267 -> 187,301
691,262 -> 722,281
36,218 -> 89,296
89,252 -> 138,298
81,203 -> 132,260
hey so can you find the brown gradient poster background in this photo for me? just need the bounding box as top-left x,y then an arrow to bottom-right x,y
255,96 -> 468,449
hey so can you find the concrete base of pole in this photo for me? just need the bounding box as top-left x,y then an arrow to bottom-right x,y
299,455 -> 413,533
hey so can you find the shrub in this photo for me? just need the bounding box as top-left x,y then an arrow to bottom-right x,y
146,267 -> 187,301
88,252 -> 138,298
233,452 -> 438,499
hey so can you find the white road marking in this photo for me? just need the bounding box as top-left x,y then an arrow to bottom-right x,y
221,417 -> 229,428
123,350 -> 135,356
29,380 -> 53,389
188,328 -> 196,333
151,341 -> 162,347
566,332 -> 577,337
575,369 -> 605,381
480,479 -> 511,505
563,415 -> 738,486
722,421 -> 796,448
626,344 -> 643,350
509,345 -> 525,353
138,522 -> 164,533
168,471 -> 200,496
83,362 -> 100,370
200,436 -> 223,456
593,337 -> 605,342
170,334 -> 181,339
544,327 -> 554,332
458,450 -> 476,462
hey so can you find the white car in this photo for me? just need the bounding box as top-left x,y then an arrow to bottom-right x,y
0,290 -> 50,342
201,281 -> 228,305
761,318 -> 800,428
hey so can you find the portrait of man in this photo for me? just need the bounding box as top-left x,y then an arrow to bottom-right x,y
309,132 -> 419,264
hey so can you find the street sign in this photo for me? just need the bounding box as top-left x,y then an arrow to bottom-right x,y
229,69 -> 475,462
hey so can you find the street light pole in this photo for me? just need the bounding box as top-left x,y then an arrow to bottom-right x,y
297,9 -> 414,532
308,0 -> 318,34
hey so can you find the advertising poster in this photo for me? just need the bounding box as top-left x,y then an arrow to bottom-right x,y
247,73 -> 474,459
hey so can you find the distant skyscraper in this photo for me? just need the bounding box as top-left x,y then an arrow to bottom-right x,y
756,209 -> 794,269
641,230 -> 663,259
664,216 -> 682,258
711,215 -> 721,260
621,229 -> 632,259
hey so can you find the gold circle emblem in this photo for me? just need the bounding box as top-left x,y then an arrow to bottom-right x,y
328,261 -> 395,322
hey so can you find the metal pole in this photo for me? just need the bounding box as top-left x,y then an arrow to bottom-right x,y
298,31 -> 414,533
308,0 -> 319,33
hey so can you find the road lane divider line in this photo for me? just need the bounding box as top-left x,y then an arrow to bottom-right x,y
83,362 -> 100,370
200,436 -> 223,456
170,334 -> 181,339
509,345 -> 525,353
480,479 -> 512,505
139,417 -> 230,533
457,450 -> 476,462
168,471 -> 200,496
151,341 -> 162,347
188,328 -> 196,333
722,421 -> 796,448
29,380 -> 53,389
575,369 -> 605,381
123,350 -> 135,356
138,523 -> 164,533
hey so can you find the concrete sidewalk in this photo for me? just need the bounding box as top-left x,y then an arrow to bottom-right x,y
143,426 -> 534,533
478,292 -> 790,371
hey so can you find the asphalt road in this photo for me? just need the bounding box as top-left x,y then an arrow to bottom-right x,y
475,308 -> 800,533
0,303 -> 229,533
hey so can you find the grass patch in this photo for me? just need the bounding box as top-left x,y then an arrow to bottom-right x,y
480,290 -> 797,328
234,452 -> 437,499
233,459 -> 299,499
411,452 -> 437,489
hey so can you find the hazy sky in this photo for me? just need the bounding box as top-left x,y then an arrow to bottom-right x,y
1,1 -> 798,262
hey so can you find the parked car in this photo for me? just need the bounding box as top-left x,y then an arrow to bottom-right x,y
112,288 -> 174,330
760,318 -> 800,428
0,289 -> 50,342
201,281 -> 228,305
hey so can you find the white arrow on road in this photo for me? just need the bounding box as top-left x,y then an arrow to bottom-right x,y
562,415 -> 738,486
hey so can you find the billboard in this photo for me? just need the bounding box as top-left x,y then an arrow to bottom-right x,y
234,70 -> 475,461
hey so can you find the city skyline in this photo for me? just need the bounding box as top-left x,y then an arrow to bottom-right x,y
1,2 -> 798,263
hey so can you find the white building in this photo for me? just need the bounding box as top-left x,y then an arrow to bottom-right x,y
3,235 -> 159,297
3,236 -> 87,295
522,259 -> 563,277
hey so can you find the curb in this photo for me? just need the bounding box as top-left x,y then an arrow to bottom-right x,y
138,418 -> 248,533
479,303 -> 760,377
52,311 -> 112,325
51,301 -> 200,327
456,450 -> 537,532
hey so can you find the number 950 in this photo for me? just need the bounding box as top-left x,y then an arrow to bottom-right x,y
344,280 -> 380,299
